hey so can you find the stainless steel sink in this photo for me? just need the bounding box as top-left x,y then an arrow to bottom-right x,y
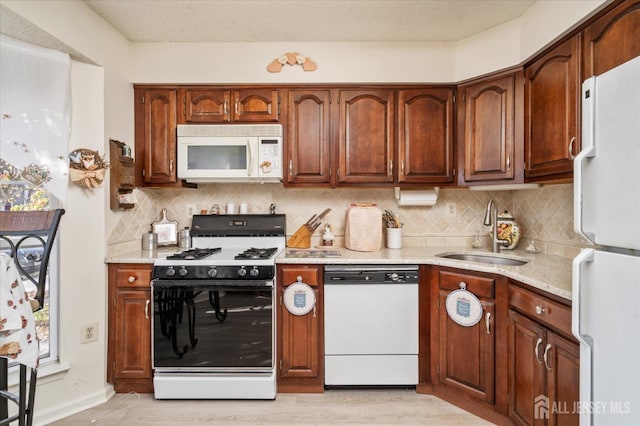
436,252 -> 529,266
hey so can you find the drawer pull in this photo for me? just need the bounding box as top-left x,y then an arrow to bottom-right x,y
543,343 -> 552,371
485,312 -> 491,335
535,338 -> 544,364
144,299 -> 150,319
128,275 -> 136,283
535,305 -> 545,315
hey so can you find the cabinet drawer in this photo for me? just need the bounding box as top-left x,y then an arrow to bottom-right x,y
439,270 -> 494,299
114,266 -> 152,288
509,285 -> 571,335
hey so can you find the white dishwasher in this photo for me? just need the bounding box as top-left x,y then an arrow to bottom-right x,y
323,264 -> 419,386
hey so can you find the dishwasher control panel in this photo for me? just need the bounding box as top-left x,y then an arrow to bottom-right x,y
324,265 -> 419,284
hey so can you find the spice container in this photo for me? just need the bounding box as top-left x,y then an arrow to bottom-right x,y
142,231 -> 158,251
179,227 -> 191,248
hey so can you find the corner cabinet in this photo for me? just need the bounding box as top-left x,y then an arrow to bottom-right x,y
107,263 -> 153,393
134,87 -> 182,187
508,283 -> 579,426
524,35 -> 581,182
397,88 -> 456,184
178,88 -> 279,123
430,267 -> 509,422
458,70 -> 524,185
276,264 -> 324,392
582,0 -> 640,80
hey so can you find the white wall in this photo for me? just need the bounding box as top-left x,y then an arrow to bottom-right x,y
33,60 -> 112,425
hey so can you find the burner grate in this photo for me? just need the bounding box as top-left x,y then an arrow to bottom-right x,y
235,247 -> 279,260
166,247 -> 221,260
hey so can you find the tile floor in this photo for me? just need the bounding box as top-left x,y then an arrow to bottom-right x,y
50,389 -> 494,425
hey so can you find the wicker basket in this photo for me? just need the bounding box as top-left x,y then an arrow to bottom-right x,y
344,205 -> 382,252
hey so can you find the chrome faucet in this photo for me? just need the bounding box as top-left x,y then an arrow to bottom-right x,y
483,199 -> 508,253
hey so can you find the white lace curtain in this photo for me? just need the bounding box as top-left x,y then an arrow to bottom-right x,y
0,34 -> 71,210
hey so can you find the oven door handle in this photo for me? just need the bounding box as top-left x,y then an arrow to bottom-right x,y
151,278 -> 274,289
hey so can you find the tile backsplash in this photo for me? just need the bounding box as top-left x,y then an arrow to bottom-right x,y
108,183 -> 585,258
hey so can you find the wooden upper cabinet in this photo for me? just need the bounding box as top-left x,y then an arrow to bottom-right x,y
524,35 -> 581,181
286,90 -> 333,185
178,88 -> 279,123
458,71 -> 524,184
337,89 -> 395,184
398,88 -> 455,184
134,88 -> 178,186
582,0 -> 640,79
233,89 -> 279,122
180,88 -> 229,123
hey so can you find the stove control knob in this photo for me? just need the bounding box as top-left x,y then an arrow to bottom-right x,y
237,267 -> 247,277
207,267 -> 218,278
165,267 -> 176,277
179,267 -> 188,277
250,267 -> 260,277
388,273 -> 399,281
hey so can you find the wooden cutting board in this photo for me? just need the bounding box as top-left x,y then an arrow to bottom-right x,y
152,208 -> 178,246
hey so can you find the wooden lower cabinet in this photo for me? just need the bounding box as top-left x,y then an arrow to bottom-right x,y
107,263 -> 154,393
508,284 -> 579,426
430,267 -> 510,424
276,264 -> 324,392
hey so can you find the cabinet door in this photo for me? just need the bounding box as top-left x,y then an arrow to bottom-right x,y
398,88 -> 455,184
113,290 -> 152,383
546,332 -> 579,426
286,90 -> 332,185
509,310 -> 547,426
460,73 -> 519,183
438,292 -> 495,404
180,88 -> 230,123
337,89 -> 395,184
582,0 -> 640,79
277,265 -> 324,392
136,88 -> 178,184
525,36 -> 580,181
233,89 -> 279,122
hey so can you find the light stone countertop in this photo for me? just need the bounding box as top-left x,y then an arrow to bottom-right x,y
105,246 -> 573,301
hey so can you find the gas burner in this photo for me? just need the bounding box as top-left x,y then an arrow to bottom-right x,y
235,247 -> 279,260
166,247 -> 221,261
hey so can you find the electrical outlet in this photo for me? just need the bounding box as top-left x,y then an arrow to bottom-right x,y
445,202 -> 457,217
186,204 -> 197,217
81,322 -> 98,344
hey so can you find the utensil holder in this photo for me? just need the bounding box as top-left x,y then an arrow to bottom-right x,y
386,227 -> 402,249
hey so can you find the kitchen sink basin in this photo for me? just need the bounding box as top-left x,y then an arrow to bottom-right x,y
436,252 -> 529,266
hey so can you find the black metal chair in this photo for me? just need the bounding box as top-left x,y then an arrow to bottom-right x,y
1,209 -> 64,426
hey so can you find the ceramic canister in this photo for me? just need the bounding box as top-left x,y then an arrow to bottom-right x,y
496,210 -> 521,250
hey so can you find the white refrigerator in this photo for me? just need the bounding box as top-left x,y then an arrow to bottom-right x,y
573,55 -> 640,425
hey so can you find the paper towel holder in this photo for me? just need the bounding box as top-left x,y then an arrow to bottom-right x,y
394,187 -> 439,206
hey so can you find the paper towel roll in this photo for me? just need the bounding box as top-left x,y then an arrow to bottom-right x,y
395,187 -> 439,206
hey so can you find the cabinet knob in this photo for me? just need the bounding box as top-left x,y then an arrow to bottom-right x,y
535,305 -> 546,315
128,275 -> 136,283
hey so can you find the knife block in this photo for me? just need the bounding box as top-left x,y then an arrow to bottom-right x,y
286,224 -> 313,248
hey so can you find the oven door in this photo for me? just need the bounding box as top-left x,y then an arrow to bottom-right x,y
151,280 -> 274,372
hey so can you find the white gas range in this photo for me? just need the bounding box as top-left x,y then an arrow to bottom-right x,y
151,214 -> 285,400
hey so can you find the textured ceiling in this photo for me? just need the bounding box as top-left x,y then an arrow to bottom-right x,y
83,0 -> 536,43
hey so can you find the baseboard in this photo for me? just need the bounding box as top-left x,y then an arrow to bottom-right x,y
34,384 -> 114,426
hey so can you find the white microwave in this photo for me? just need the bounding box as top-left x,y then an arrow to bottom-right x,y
177,124 -> 283,183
